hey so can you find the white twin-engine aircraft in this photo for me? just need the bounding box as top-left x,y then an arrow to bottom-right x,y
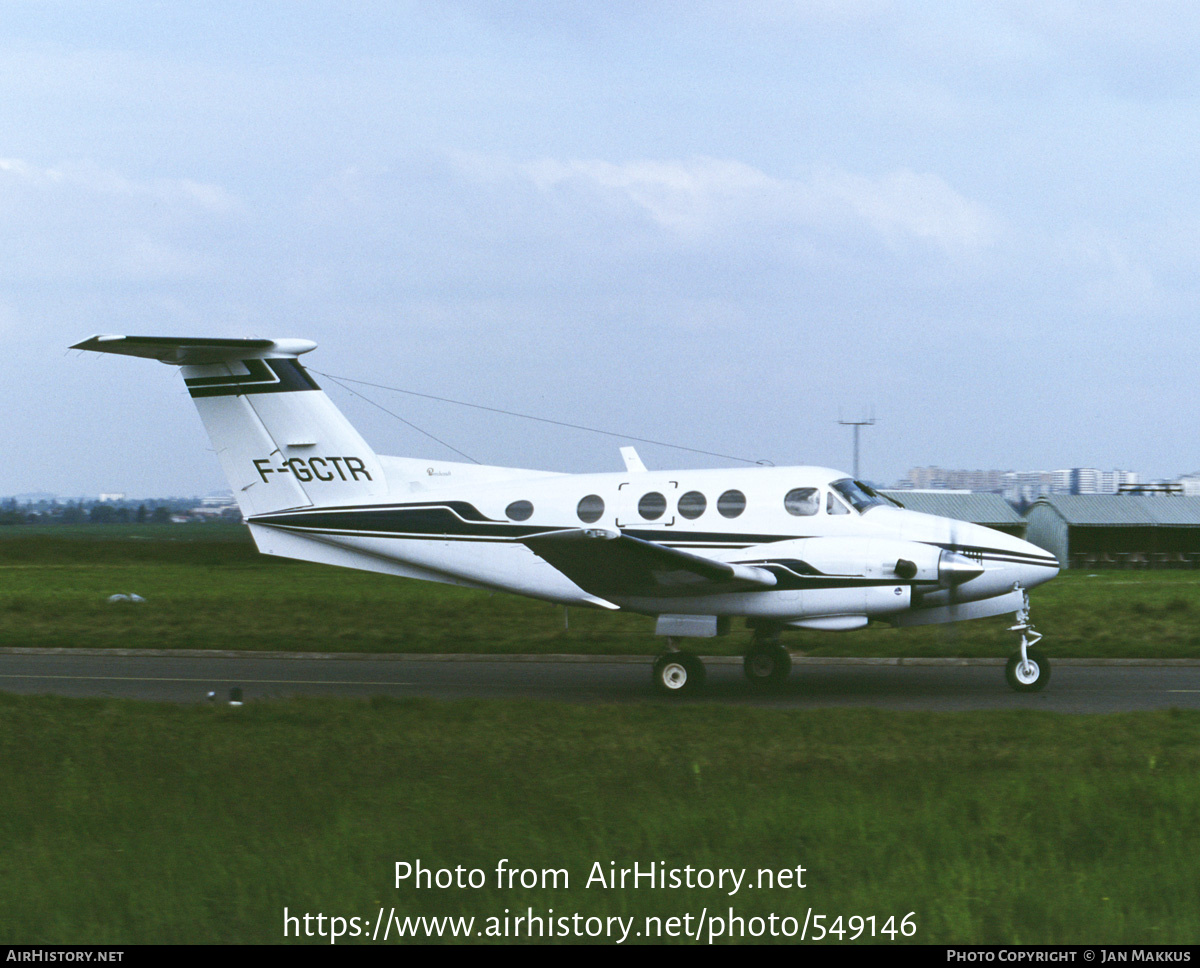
74,335 -> 1060,695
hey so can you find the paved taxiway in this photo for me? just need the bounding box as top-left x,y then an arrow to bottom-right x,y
2,650 -> 1199,712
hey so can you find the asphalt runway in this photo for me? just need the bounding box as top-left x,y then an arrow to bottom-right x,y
2,650 -> 1199,712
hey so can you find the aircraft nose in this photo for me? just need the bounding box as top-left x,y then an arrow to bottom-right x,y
1015,536 -> 1059,587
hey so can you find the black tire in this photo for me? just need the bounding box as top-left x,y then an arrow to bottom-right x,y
743,642 -> 792,685
1005,647 -> 1051,692
652,652 -> 705,696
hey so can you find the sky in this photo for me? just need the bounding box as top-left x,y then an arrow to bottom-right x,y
4,1 -> 1200,497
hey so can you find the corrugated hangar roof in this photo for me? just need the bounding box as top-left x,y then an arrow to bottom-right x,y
1030,495 -> 1200,526
881,491 -> 1023,524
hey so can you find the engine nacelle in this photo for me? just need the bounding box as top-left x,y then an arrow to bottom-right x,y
733,536 -> 959,586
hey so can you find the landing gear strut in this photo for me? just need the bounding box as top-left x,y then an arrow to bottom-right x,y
1005,585 -> 1050,692
743,629 -> 792,686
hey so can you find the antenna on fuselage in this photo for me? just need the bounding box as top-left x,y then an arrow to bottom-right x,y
837,410 -> 876,479
620,447 -> 648,473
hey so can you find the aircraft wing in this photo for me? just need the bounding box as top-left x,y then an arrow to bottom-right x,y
521,529 -> 777,599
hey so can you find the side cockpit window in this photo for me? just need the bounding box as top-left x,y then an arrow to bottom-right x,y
830,478 -> 887,513
784,487 -> 819,516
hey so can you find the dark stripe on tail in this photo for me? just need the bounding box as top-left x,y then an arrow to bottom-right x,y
185,358 -> 321,397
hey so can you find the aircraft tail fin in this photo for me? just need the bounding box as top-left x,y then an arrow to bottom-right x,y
73,335 -> 386,517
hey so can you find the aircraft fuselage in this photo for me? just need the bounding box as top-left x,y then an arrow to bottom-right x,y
247,461 -> 1059,630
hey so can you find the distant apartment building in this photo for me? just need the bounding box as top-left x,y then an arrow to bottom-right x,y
898,466 -> 1139,503
190,492 -> 242,522
1072,468 -> 1141,495
1178,473 -> 1200,497
903,467 -> 1007,491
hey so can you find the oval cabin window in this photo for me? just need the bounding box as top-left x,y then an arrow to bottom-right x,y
717,489 -> 746,518
577,494 -> 605,523
506,500 -> 534,521
638,492 -> 667,520
678,491 -> 707,519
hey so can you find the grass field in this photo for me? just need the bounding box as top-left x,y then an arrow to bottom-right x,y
1,524 -> 1199,658
1,695 -> 1198,945
2,527 -> 1199,946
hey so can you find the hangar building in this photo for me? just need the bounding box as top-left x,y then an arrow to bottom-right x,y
880,491 -> 1026,537
1024,495 -> 1200,569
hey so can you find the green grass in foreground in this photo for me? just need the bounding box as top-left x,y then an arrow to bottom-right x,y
1,527 -> 1200,657
0,695 -> 1197,945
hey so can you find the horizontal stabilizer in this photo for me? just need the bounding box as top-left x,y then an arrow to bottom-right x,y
71,334 -> 317,366
522,529 -> 777,599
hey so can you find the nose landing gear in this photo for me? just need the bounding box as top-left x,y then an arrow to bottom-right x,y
1005,585 -> 1049,692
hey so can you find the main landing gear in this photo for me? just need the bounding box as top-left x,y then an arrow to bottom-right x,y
1005,585 -> 1050,693
742,630 -> 792,687
651,629 -> 793,696
651,646 -> 706,697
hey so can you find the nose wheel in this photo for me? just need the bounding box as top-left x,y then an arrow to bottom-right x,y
1006,647 -> 1049,691
1006,586 -> 1050,692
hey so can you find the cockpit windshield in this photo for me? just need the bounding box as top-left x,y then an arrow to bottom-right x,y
830,478 -> 890,513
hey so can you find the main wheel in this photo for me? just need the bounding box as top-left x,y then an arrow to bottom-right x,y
1005,647 -> 1051,693
743,642 -> 792,686
652,652 -> 706,696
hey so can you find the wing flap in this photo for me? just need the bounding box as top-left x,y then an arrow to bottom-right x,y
522,529 -> 777,599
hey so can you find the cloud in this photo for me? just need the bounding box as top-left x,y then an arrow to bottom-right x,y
0,157 -> 235,212
0,156 -> 236,284
813,167 -> 995,250
520,156 -> 783,236
498,154 -> 994,253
